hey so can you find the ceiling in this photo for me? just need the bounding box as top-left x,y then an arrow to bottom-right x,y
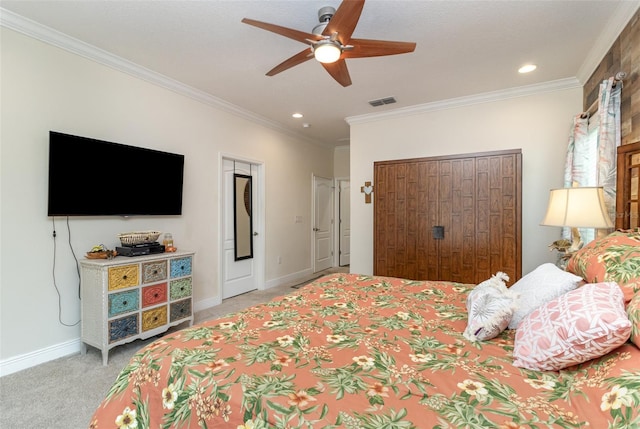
1,1 -> 638,148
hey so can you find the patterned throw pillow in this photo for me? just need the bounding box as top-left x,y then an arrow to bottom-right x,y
513,282 -> 631,371
464,272 -> 518,342
566,230 -> 640,302
507,263 -> 583,329
627,293 -> 640,348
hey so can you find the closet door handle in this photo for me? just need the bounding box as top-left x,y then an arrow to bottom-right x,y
432,226 -> 444,239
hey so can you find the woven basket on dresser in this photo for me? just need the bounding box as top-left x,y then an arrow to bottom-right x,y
118,231 -> 161,246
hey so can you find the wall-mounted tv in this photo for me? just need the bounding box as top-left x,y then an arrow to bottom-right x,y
47,131 -> 184,216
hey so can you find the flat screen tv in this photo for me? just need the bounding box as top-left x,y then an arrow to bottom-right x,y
47,131 -> 184,216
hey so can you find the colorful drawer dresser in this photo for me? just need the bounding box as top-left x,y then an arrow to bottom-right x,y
80,251 -> 194,365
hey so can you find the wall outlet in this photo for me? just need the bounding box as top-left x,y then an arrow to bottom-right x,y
294,215 -> 302,224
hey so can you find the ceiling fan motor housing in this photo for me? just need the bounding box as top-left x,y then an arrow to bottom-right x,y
313,6 -> 336,35
318,6 -> 336,23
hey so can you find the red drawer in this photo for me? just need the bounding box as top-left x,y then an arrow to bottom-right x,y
141,283 -> 167,308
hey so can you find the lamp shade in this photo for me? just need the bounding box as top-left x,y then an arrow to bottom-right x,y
541,187 -> 614,228
314,40 -> 341,63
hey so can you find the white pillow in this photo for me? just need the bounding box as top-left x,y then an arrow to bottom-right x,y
464,272 -> 518,341
507,263 -> 583,329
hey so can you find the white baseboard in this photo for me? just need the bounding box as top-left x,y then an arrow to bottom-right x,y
264,267 -> 313,289
193,295 -> 221,313
1,271 -> 317,377
0,338 -> 82,377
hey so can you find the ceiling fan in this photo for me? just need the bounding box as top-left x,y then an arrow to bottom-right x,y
241,0 -> 416,87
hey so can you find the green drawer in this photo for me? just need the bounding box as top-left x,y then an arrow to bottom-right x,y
169,277 -> 192,300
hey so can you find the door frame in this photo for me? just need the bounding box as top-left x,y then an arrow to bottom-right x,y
616,141 -> 640,230
312,174 -> 335,272
334,177 -> 350,267
218,153 -> 265,302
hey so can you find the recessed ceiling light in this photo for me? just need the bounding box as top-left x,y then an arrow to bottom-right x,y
292,113 -> 303,119
518,64 -> 537,74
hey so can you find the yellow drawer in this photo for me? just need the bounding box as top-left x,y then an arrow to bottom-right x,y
142,306 -> 167,332
108,265 -> 139,291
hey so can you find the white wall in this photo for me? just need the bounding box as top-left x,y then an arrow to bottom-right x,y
333,145 -> 350,178
0,28 -> 333,373
348,86 -> 583,277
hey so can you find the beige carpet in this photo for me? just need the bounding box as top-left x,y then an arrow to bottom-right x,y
0,267 -> 348,429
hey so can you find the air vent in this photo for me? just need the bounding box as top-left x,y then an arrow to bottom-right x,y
368,96 -> 397,107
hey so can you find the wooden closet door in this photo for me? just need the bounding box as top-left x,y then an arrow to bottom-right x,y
374,161 -> 436,280
374,149 -> 521,284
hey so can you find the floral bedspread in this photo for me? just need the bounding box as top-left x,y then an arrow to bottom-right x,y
89,274 -> 640,428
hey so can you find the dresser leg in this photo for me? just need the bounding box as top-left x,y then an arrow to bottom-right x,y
80,342 -> 87,355
102,350 -> 109,366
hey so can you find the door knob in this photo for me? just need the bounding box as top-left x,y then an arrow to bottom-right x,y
253,232 -> 259,236
313,227 -> 319,231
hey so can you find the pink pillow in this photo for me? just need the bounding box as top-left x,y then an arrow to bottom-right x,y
566,231 -> 640,302
627,293 -> 640,348
513,282 -> 631,371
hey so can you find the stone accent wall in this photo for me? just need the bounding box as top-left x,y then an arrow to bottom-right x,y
583,9 -> 639,145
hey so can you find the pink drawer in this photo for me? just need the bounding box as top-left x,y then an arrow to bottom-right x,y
141,283 -> 167,308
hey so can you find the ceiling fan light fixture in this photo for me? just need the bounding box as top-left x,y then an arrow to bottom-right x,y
314,40 -> 342,63
241,0 -> 416,86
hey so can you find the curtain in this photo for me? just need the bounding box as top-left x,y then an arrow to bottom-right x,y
563,77 -> 622,243
596,77 -> 622,223
563,115 -> 591,189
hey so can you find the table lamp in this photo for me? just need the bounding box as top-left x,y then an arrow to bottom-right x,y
541,187 -> 614,255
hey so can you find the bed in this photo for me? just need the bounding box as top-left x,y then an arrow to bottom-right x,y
89,233 -> 640,429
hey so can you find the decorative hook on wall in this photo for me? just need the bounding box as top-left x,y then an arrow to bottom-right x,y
360,181 -> 374,204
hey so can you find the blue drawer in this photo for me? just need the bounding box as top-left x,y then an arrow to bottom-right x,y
108,314 -> 138,343
170,256 -> 192,278
108,290 -> 139,318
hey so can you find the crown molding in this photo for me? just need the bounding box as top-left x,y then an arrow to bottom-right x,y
346,78 -> 581,125
0,8 -> 329,148
576,0 -> 640,84
4,3 -> 634,146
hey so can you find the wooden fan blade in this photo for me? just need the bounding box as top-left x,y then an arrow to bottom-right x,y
266,48 -> 313,76
323,0 -> 365,43
242,18 -> 322,44
344,38 -> 416,58
322,59 -> 352,87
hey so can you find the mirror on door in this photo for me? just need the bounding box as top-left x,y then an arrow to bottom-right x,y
234,173 -> 253,260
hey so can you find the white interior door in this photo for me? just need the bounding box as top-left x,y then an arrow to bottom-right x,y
339,179 -> 351,266
222,158 -> 260,299
314,175 -> 334,273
